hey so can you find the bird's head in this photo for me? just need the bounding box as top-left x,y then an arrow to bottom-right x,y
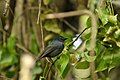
54,36 -> 67,42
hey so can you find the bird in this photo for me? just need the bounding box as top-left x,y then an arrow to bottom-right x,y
36,36 -> 67,61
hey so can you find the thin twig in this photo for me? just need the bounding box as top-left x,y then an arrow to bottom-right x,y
40,20 -> 44,51
16,43 -> 30,53
60,19 -> 78,33
37,0 -> 44,52
16,43 -> 36,59
37,0 -> 41,24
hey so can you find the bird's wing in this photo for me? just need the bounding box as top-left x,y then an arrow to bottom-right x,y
39,44 -> 58,58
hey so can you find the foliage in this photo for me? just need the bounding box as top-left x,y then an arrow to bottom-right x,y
0,36 -> 18,78
94,3 -> 120,72
0,0 -> 120,80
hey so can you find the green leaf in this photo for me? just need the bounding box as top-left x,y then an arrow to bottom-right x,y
73,62 -> 90,79
84,33 -> 91,40
84,52 -> 96,62
86,39 -> 91,51
0,36 -> 18,69
61,63 -> 70,78
6,71 -> 15,78
104,50 -> 120,67
96,48 -> 120,72
7,36 -> 16,54
106,26 -> 117,35
56,51 -> 69,78
0,51 -> 18,69
95,41 -> 104,56
108,15 -> 117,25
0,54 -> 13,69
44,20 -> 61,34
96,59 -> 108,72
114,29 -> 120,39
96,8 -> 109,25
32,66 -> 42,74
75,61 -> 89,69
116,41 -> 120,47
60,54 -> 69,77
30,34 -> 39,54
86,17 -> 91,28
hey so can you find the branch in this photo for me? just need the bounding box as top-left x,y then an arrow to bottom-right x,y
37,0 -> 41,24
37,0 -> 44,52
60,19 -> 78,33
16,43 -> 36,59
45,10 -> 92,19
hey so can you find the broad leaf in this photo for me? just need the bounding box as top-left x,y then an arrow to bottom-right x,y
55,51 -> 70,78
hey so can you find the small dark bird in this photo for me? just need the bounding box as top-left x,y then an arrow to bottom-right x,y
37,36 -> 67,60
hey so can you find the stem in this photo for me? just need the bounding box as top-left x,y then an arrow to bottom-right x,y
45,57 -> 60,79
60,19 -> 78,33
37,0 -> 41,24
37,0 -> 44,52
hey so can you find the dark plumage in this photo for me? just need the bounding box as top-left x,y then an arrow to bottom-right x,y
38,36 -> 67,60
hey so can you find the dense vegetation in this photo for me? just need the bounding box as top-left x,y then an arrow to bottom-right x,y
0,0 -> 120,80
